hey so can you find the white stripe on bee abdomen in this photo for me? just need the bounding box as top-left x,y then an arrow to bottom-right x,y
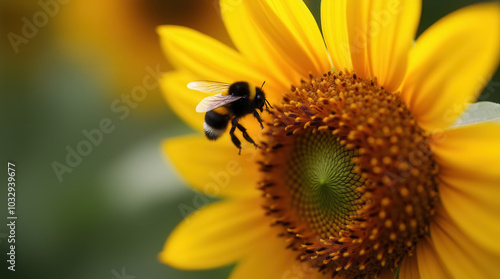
203,122 -> 225,140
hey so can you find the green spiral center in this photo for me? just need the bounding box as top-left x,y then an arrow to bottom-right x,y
285,132 -> 365,239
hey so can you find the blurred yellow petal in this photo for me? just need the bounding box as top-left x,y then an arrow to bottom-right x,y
400,254 -> 420,279
437,172 -> 500,253
161,71 -> 203,132
431,204 -> 500,278
230,230 -> 317,279
157,25 -> 267,84
159,199 -> 268,269
346,0 -> 371,78
163,135 -> 261,198
321,0 -> 353,72
431,123 -> 500,253
402,3 -> 500,132
432,123 -> 500,187
416,236 -> 452,278
367,0 -> 421,92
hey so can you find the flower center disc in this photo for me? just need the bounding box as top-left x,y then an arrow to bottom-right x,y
285,132 -> 366,240
259,71 -> 440,277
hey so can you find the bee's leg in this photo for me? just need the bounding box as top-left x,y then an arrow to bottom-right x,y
236,124 -> 258,148
264,99 -> 273,112
230,118 -> 242,154
253,111 -> 264,129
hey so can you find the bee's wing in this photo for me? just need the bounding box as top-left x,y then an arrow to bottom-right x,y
188,81 -> 231,94
196,94 -> 244,113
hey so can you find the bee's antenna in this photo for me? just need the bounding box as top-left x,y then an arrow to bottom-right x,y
260,81 -> 272,112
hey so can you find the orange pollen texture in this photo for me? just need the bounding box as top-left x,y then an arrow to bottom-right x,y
258,71 -> 440,278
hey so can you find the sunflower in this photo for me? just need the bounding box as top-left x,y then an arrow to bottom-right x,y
157,0 -> 500,278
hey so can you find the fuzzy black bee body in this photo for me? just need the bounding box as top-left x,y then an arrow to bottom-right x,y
188,81 -> 271,153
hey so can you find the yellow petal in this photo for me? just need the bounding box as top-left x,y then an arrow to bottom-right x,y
161,71 -> 203,132
159,198 -> 268,270
431,123 -> 500,253
321,0 -> 353,71
416,236 -> 452,279
223,0 -> 330,86
400,253 -> 420,279
346,0 -> 371,78
220,0 -> 301,90
262,0 -> 332,74
437,175 -> 500,253
430,204 -> 500,279
230,228 -> 320,279
402,3 -> 500,132
157,25 -> 268,85
163,135 -> 261,198
367,0 -> 421,92
431,123 -> 500,187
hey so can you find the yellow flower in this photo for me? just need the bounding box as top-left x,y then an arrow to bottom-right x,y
158,0 -> 500,278
56,0 -> 230,110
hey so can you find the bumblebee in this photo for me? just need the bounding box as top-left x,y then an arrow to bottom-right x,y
188,81 -> 272,153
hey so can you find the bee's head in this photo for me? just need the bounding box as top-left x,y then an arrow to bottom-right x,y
255,89 -> 273,113
255,82 -> 272,113
254,88 -> 266,112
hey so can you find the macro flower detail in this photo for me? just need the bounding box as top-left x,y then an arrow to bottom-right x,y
158,0 -> 500,278
261,71 -> 440,277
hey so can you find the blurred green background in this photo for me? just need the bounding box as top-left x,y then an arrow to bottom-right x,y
1,0 -> 498,278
